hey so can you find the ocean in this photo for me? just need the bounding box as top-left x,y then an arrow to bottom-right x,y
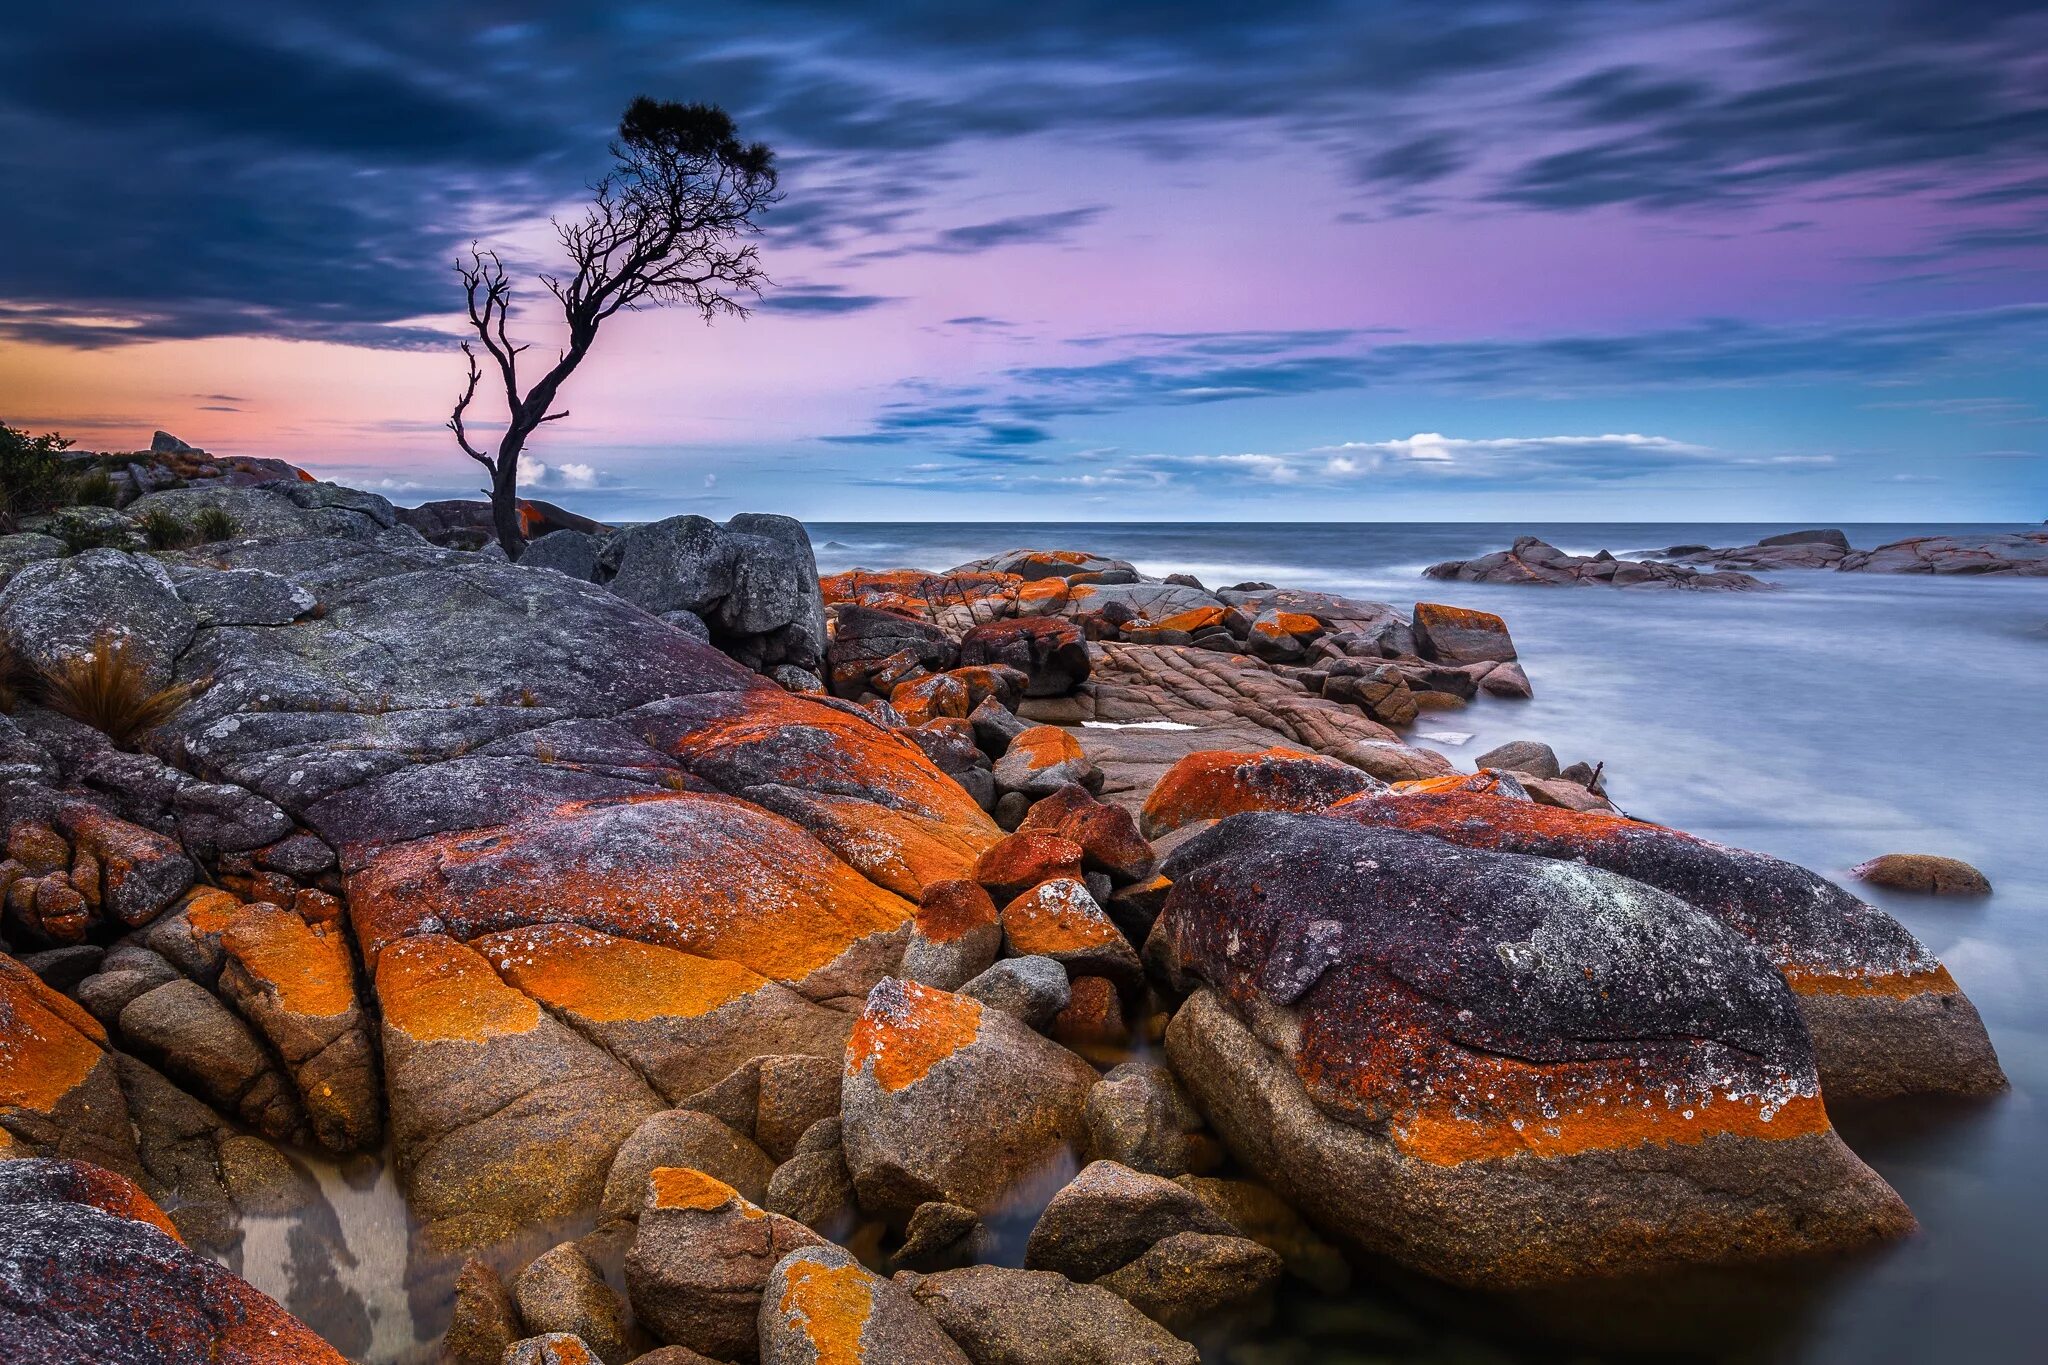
810,521 -> 2048,1365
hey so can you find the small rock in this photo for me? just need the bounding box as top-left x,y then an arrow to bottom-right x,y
1850,854 -> 1992,896
759,1242 -> 970,1363
1093,1231 -> 1282,1336
441,1256 -> 521,1365
1024,1160 -> 1236,1281
1000,879 -> 1143,987
959,956 -> 1071,1027
513,1241 -> 632,1365
905,1264 -> 1200,1365
1084,1062 -> 1216,1178
889,1200 -> 989,1272
602,1109 -> 777,1218
1473,739 -> 1560,780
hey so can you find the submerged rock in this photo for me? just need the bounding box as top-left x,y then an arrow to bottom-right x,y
1158,812 -> 1915,1288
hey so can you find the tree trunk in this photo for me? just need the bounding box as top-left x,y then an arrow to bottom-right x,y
490,446 -> 526,558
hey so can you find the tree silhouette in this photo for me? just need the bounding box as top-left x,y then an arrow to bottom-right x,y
450,97 -> 778,554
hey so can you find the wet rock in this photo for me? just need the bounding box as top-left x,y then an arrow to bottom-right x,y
992,726 -> 1099,799
603,1109 -> 777,1216
841,977 -> 1099,1219
513,1241 -> 631,1365
1427,541 -> 1771,591
1049,975 -> 1129,1061
1332,788 -> 2007,1100
1477,660 -> 1533,699
1320,662 -> 1420,727
902,879 -> 1003,992
763,1117 -> 859,1237
117,978 -> 307,1145
1024,1159 -> 1236,1281
0,1156 -> 348,1363
1850,853 -> 1992,896
1410,601 -> 1517,664
957,616 -> 1091,697
1473,738 -> 1560,780
441,1256 -> 521,1365
1000,879 -> 1143,986
1837,529 -> 2048,575
1139,747 -> 1385,839
904,1264 -> 1200,1365
959,956 -> 1070,1027
623,1167 -> 825,1360
759,1242 -> 971,1364
1174,1175 -> 1350,1293
1084,1061 -> 1216,1178
1093,1231 -> 1282,1336
888,1200 -> 989,1272
1157,813 -> 1917,1287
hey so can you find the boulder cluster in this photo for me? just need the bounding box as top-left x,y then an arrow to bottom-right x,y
0,488 -> 2009,1365
1426,536 -> 1771,590
1433,526 -> 2048,586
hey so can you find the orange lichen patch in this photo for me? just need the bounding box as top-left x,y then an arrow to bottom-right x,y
777,1257 -> 874,1365
1008,725 -> 1085,772
1254,611 -> 1323,639
1414,602 -> 1507,633
0,957 -> 107,1112
665,687 -> 997,831
647,1165 -> 759,1215
1016,577 -> 1070,610
1396,1090 -> 1830,1166
219,902 -> 359,1019
1154,605 -> 1227,634
476,922 -> 770,1024
847,978 -> 984,1092
1141,747 -> 1375,837
349,793 -> 918,985
1001,879 -> 1125,957
374,935 -> 542,1044
890,672 -> 971,726
974,831 -> 1085,902
1784,964 -> 1959,1000
770,791 -> 992,901
820,569 -> 1022,614
915,880 -> 999,945
180,886 -> 245,937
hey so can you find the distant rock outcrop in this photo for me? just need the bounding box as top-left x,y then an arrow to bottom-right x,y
1425,536 -> 1771,590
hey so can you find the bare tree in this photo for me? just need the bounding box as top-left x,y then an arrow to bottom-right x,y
450,97 -> 778,555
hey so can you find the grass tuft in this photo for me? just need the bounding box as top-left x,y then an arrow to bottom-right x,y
36,633 -> 203,746
137,507 -> 193,550
193,506 -> 238,542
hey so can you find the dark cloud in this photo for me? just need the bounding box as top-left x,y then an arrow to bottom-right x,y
3,0 -> 2045,347
753,283 -> 901,315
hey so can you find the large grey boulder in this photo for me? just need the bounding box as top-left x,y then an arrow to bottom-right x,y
521,529 -> 603,581
598,513 -> 827,674
0,549 -> 195,686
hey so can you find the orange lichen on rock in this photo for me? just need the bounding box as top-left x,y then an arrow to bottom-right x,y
1384,770 -> 1523,798
764,790 -> 993,901
1007,725 -> 1086,773
914,880 -> 999,945
374,935 -> 541,1044
1154,605 -> 1227,634
1016,577 -> 1070,611
891,672 -> 972,726
477,922 -> 770,1024
0,955 -> 108,1113
218,902 -> 360,1019
1783,964 -> 1960,1000
5,1158 -> 183,1242
776,1256 -> 875,1365
974,831 -> 1086,903
1141,747 -> 1380,838
846,978 -> 985,1093
663,686 -> 999,832
647,1165 -> 760,1216
349,793 -> 919,987
1000,879 -> 1127,958
1254,611 -> 1323,639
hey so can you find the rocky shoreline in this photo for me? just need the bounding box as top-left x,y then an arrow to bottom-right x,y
1427,526 -> 2048,587
0,455 -> 2008,1364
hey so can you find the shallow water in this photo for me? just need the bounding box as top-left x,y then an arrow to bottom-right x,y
224,521 -> 2045,1363
810,521 -> 2048,1364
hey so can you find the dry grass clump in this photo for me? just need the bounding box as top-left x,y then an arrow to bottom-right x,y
36,632 -> 204,745
194,506 -> 239,542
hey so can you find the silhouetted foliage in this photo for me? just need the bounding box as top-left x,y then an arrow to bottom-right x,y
450,97 -> 779,555
0,424 -> 76,529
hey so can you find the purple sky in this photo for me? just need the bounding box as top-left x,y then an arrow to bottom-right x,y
1,1 -> 2045,520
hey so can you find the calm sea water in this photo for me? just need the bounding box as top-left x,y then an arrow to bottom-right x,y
810,522 -> 2048,1365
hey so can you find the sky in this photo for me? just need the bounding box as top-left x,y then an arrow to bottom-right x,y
1,0 -> 2045,523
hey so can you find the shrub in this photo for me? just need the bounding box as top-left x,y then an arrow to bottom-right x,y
0,424 -> 75,528
36,633 -> 202,746
193,506 -> 238,542
0,638 -> 19,714
54,518 -> 132,554
138,508 -> 194,550
70,469 -> 117,507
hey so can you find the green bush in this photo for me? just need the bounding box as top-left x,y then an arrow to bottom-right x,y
193,506 -> 239,542
0,424 -> 75,528
138,507 -> 194,550
71,469 -> 117,507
